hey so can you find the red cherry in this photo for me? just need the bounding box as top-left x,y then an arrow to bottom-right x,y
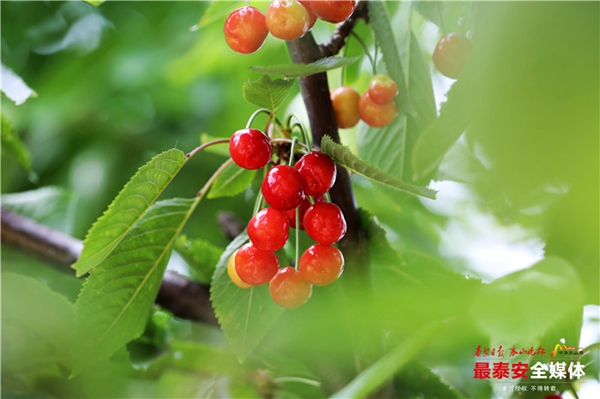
368,74 -> 398,105
261,165 -> 305,211
223,6 -> 269,54
227,252 -> 251,288
298,0 -> 317,30
247,208 -> 290,251
358,90 -> 398,127
229,128 -> 272,170
294,151 -> 337,196
299,244 -> 344,286
330,86 -> 360,129
269,266 -> 312,309
310,0 -> 356,24
266,0 -> 310,41
432,33 -> 472,79
234,243 -> 279,286
283,197 -> 312,229
543,395 -> 563,399
303,202 -> 347,245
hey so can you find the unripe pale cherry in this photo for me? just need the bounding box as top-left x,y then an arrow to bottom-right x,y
432,33 -> 472,79
229,128 -> 272,170
299,244 -> 344,286
227,252 -> 251,288
223,6 -> 269,54
247,207 -> 290,251
266,0 -> 310,41
261,165 -> 305,211
234,243 -> 279,286
368,74 -> 399,105
269,266 -> 313,309
310,0 -> 356,24
358,91 -> 398,127
294,151 -> 336,196
303,202 -> 347,245
330,86 -> 360,129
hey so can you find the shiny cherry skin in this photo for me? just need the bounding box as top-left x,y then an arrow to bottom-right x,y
266,0 -> 310,41
269,266 -> 313,309
234,243 -> 279,286
299,244 -> 344,286
294,151 -> 337,196
358,91 -> 398,127
247,207 -> 290,251
261,165 -> 306,211
310,0 -> 356,24
298,0 -> 317,29
330,86 -> 360,129
227,252 -> 251,288
303,202 -> 347,245
224,6 -> 269,54
368,74 -> 399,105
432,33 -> 472,79
283,197 -> 312,229
229,128 -> 272,170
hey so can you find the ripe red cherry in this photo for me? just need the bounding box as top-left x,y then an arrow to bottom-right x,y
310,0 -> 356,24
330,86 -> 360,129
298,0 -> 317,30
247,207 -> 290,251
229,128 -> 272,170
227,252 -> 251,288
223,6 -> 269,54
303,202 -> 347,245
432,33 -> 472,79
269,266 -> 313,309
261,165 -> 305,211
543,395 -> 562,399
266,0 -> 310,41
234,243 -> 279,286
283,197 -> 311,229
294,151 -> 337,196
368,74 -> 398,105
299,244 -> 344,286
358,91 -> 398,127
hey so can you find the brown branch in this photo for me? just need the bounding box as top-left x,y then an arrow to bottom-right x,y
1,207 -> 217,325
318,0 -> 369,58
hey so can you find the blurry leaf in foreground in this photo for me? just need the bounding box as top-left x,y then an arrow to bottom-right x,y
249,56 -> 360,78
1,64 -> 37,105
470,256 -> 585,343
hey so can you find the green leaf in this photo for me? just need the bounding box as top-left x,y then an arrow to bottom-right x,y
208,162 -> 257,199
1,64 -> 37,105
469,257 -> 585,343
330,320 -> 447,399
72,197 -> 200,376
83,0 -> 105,6
72,149 -> 187,277
243,75 -> 294,111
249,56 -> 360,78
1,114 -> 32,173
411,79 -> 473,181
321,136 -> 436,199
2,273 -> 75,367
2,186 -> 78,234
175,234 -> 224,284
210,232 -> 285,362
367,1 -> 413,116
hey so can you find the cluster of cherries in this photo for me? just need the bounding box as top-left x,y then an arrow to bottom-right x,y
226,128 -> 346,309
224,0 -> 357,54
331,73 -> 399,129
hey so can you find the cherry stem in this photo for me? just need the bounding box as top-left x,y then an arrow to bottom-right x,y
350,30 -> 376,75
286,114 -> 311,147
288,137 -> 298,166
245,108 -> 274,130
186,139 -> 230,160
196,158 -> 233,197
270,137 -> 311,152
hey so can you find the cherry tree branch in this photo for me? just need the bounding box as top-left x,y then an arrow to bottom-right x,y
318,0 -> 369,58
0,207 -> 217,325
